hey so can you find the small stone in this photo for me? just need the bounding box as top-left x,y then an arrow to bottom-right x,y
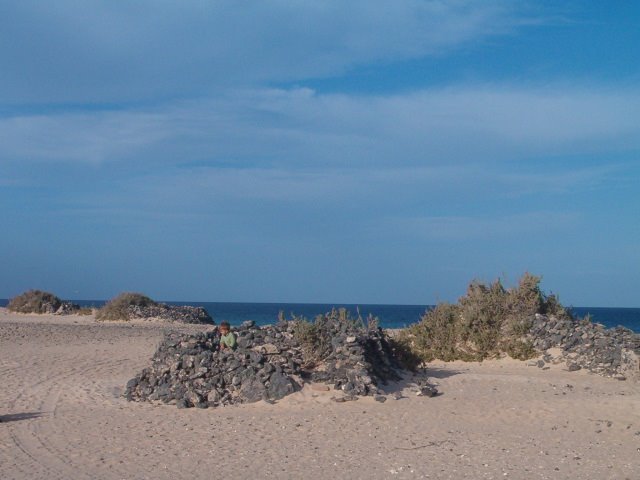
267,371 -> 298,400
125,378 -> 138,391
240,378 -> 266,403
207,390 -> 221,403
417,385 -> 438,397
185,391 -> 202,405
374,395 -> 387,403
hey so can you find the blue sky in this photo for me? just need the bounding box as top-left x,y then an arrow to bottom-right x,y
1,1 -> 639,306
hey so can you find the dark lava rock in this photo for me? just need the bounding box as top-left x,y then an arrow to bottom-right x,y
239,378 -> 267,403
55,301 -> 82,315
417,385 -> 438,397
125,313 -> 404,408
267,371 -> 297,400
528,313 -> 640,380
306,310 -> 402,397
126,304 -> 213,324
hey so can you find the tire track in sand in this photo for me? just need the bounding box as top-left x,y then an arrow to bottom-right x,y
5,356 -> 133,480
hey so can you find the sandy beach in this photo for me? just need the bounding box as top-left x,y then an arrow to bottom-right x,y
1,308 -> 638,480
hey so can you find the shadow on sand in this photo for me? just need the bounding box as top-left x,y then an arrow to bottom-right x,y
377,367 -> 463,397
0,412 -> 44,423
425,367 -> 464,380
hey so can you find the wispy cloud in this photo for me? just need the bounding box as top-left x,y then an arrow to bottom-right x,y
1,2 -> 638,305
0,1 -> 527,103
0,111 -> 169,164
1,85 -> 638,169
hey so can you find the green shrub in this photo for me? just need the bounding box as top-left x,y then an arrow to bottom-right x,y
291,318 -> 321,366
542,292 -> 572,319
290,307 -> 377,366
96,292 -> 156,321
7,290 -> 62,314
388,333 -> 424,371
400,273 -> 569,363
504,339 -> 537,360
400,303 -> 469,362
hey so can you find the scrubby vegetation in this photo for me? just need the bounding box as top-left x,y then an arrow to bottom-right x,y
397,273 -> 571,363
387,333 -> 424,371
95,293 -> 213,324
290,307 -> 379,367
95,292 -> 156,321
7,289 -> 63,314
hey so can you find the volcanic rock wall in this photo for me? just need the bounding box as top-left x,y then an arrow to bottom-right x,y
124,304 -> 213,324
529,313 -> 640,380
125,319 -> 403,408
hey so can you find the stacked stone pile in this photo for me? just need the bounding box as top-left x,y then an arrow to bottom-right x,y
125,316 -> 405,408
528,314 -> 640,380
125,304 -> 213,324
54,301 -> 82,315
305,318 -> 401,396
125,321 -> 301,408
34,298 -> 61,314
7,289 -> 81,315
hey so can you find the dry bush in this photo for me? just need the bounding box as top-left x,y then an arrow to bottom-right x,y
503,339 -> 537,360
96,292 -> 156,321
400,303 -> 475,362
541,292 -> 572,319
401,273 -> 569,363
291,307 -> 376,366
388,332 -> 424,371
7,290 -> 62,314
291,318 -> 321,366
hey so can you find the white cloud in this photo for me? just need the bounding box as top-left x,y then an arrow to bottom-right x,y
1,85 -> 638,169
0,111 -> 169,164
0,1 -> 525,102
45,161 -> 619,235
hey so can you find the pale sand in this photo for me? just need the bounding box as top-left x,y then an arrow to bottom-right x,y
1,308 -> 639,480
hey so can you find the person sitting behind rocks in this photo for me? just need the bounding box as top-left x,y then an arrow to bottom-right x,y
219,321 -> 237,350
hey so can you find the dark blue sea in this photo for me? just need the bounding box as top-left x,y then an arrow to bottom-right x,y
1,299 -> 639,332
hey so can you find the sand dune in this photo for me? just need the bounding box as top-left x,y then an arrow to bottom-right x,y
1,308 -> 639,479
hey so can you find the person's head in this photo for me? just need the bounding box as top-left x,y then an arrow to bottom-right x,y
219,321 -> 230,335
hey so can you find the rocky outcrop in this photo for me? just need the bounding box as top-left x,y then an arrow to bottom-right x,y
304,319 -> 401,397
123,304 -> 213,324
528,314 -> 640,380
124,317 -> 405,408
7,290 -> 81,315
54,302 -> 82,315
124,323 -> 300,408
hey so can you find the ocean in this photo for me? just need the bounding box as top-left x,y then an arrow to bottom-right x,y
1,299 -> 639,332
